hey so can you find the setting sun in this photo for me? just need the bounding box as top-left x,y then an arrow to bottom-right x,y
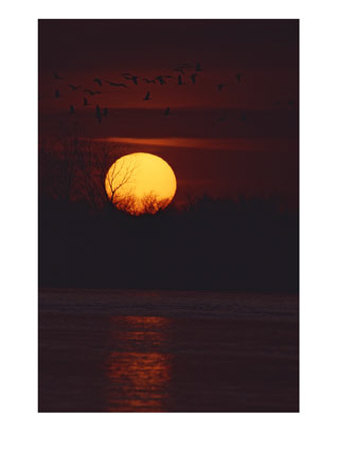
105,152 -> 177,215
39,19 -> 299,415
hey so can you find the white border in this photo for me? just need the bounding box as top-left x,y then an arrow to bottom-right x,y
1,1 -> 337,449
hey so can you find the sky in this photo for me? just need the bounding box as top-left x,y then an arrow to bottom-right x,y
39,19 -> 299,206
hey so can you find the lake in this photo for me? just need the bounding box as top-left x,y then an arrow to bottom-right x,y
39,289 -> 299,412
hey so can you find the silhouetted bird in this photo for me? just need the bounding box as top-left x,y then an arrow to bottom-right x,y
53,72 -> 63,80
105,80 -> 127,88
83,97 -> 89,106
93,78 -> 103,86
103,107 -> 108,118
235,73 -> 242,83
69,105 -> 75,114
122,73 -> 138,85
155,75 -> 172,85
143,91 -> 151,101
69,84 -> 81,91
177,75 -> 184,85
190,73 -> 197,84
131,76 -> 138,85
55,89 -> 61,98
84,89 -> 101,96
164,107 -> 170,116
156,76 -> 166,86
143,78 -> 156,84
96,105 -> 102,123
195,62 -> 202,72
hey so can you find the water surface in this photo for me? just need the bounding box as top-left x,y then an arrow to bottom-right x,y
39,289 -> 299,412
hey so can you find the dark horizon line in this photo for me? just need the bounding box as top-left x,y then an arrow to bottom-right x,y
39,191 -> 299,210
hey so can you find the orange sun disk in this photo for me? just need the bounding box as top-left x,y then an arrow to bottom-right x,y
105,152 -> 177,215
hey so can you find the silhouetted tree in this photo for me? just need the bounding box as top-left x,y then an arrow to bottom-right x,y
104,156 -> 138,208
141,193 -> 171,215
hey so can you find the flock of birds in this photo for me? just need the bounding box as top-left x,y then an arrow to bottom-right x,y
50,62 -> 295,124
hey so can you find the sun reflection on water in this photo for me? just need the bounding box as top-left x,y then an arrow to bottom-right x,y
105,316 -> 171,412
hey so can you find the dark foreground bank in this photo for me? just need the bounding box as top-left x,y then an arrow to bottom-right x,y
39,196 -> 299,292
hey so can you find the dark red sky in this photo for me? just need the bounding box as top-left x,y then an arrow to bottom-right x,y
39,19 -> 299,206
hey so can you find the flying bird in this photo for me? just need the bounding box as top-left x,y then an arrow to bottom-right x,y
156,76 -> 166,86
93,78 -> 103,86
155,75 -> 173,85
130,76 -> 138,85
55,89 -> 61,98
53,72 -> 63,80
190,73 -> 197,84
69,84 -> 81,91
95,105 -> 102,124
164,107 -> 170,116
105,80 -> 127,88
69,105 -> 75,114
122,73 -> 138,85
143,91 -> 151,101
177,75 -> 184,85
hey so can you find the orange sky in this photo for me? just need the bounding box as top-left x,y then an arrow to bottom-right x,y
39,19 -> 298,207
